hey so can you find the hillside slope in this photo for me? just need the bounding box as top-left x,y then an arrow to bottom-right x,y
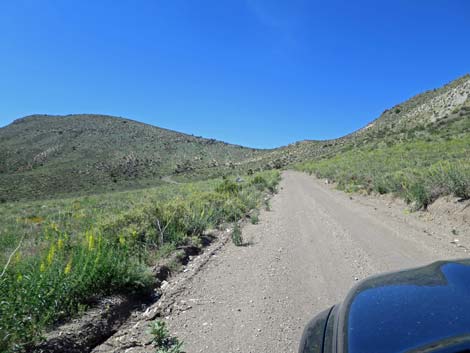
0,114 -> 265,200
294,75 -> 470,209
1,74 -> 469,201
245,74 -> 470,168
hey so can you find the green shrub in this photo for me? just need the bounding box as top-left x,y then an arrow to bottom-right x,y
250,175 -> 268,190
0,229 -> 153,351
149,320 -> 184,353
250,213 -> 259,224
0,171 -> 281,351
445,163 -> 470,199
295,137 -> 470,210
249,172 -> 281,193
231,224 -> 243,246
403,181 -> 433,209
215,179 -> 240,195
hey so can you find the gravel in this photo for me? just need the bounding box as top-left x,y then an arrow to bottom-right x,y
93,170 -> 465,353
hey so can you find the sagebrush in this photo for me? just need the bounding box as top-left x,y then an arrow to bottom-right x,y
0,171 -> 280,352
296,137 -> 470,210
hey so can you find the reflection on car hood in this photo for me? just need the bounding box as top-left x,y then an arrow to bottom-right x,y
337,259 -> 470,353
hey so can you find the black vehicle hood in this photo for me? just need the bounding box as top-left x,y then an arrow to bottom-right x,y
337,259 -> 470,353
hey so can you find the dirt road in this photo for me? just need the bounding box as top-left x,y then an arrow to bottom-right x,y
95,171 -> 466,353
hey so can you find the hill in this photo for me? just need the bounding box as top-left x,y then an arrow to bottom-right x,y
294,75 -> 470,209
244,74 -> 470,168
0,114 -> 267,200
1,74 -> 469,201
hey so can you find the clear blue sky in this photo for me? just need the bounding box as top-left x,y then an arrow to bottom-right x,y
1,1 -> 469,148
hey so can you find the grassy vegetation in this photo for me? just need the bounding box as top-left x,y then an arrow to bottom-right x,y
0,171 -> 280,352
250,212 -> 260,224
296,136 -> 470,210
231,223 -> 243,246
238,75 -> 470,172
0,75 -> 468,351
2,77 -> 468,203
149,320 -> 184,353
0,114 -> 265,202
293,77 -> 470,210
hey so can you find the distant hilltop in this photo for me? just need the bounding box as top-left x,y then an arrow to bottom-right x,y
1,74 -> 469,201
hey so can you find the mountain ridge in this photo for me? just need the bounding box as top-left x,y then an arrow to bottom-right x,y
1,74 -> 469,201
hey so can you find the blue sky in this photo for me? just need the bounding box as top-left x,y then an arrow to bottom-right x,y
1,1 -> 469,148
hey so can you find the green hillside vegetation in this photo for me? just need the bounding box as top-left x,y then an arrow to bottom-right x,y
0,171 -> 280,352
1,75 -> 469,202
296,137 -> 469,210
253,74 -> 470,169
296,93 -> 470,210
214,75 -> 469,183
0,72 -> 469,352
0,114 -> 267,201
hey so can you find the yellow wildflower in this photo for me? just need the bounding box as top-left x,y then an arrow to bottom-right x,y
17,273 -> 23,282
87,231 -> 95,251
40,262 -> 46,272
119,234 -> 126,246
47,244 -> 56,265
57,237 -> 64,250
64,258 -> 72,275
50,222 -> 59,232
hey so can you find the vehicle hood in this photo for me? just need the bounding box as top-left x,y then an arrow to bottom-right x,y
337,259 -> 470,353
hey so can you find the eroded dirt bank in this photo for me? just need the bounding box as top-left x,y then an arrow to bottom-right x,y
94,171 -> 468,353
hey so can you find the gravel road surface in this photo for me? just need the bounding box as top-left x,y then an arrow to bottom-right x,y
95,171 -> 465,353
